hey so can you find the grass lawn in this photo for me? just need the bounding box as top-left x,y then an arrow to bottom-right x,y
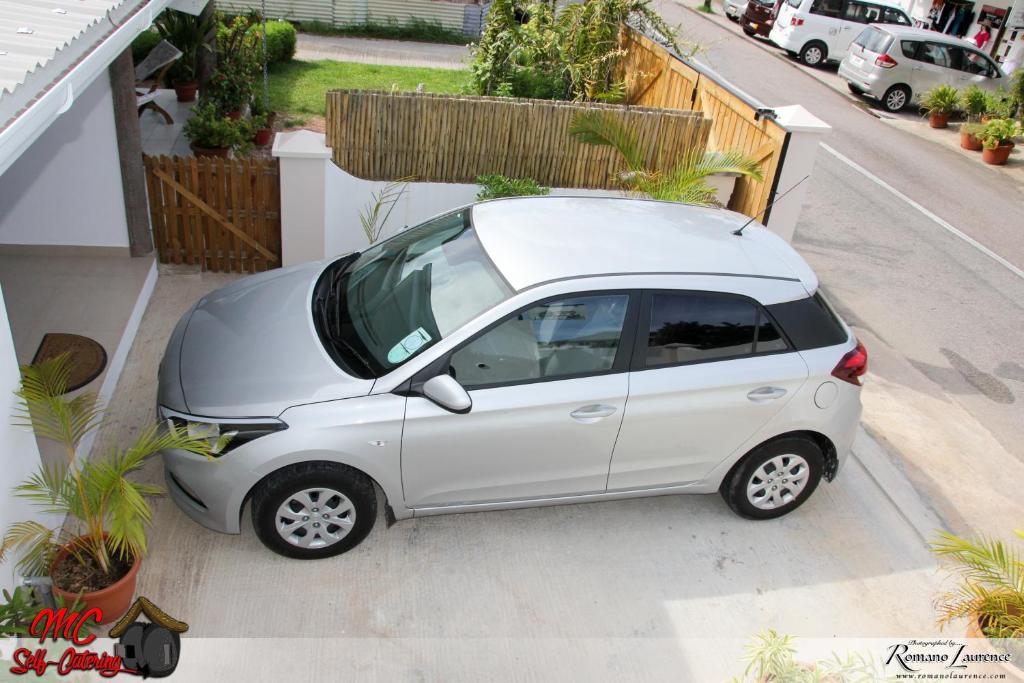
269,60 -> 472,119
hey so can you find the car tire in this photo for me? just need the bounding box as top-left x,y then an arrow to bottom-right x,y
743,26 -> 757,36
881,84 -> 911,112
798,41 -> 827,67
251,461 -> 377,559
720,436 -> 824,520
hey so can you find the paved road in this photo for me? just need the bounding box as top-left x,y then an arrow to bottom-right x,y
657,1 -> 1024,536
295,33 -> 470,69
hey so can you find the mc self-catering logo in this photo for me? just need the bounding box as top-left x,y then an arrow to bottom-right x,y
9,596 -> 188,678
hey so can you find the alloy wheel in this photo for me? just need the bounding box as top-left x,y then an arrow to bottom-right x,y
745,454 -> 810,510
275,487 -> 356,548
803,46 -> 823,65
885,89 -> 907,111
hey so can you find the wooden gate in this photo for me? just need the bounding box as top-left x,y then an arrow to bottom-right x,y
143,155 -> 282,273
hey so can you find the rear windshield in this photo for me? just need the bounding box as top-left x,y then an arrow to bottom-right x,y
765,292 -> 848,350
786,0 -> 800,7
854,27 -> 894,53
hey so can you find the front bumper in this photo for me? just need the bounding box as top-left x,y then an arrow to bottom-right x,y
163,446 -> 248,534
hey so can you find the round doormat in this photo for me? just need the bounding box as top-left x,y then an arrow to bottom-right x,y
31,333 -> 107,393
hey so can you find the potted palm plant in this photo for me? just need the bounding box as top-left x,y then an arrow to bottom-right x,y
154,9 -> 213,103
977,118 -> 1019,166
920,84 -> 959,128
0,356 -> 223,624
931,530 -> 1024,678
184,102 -> 247,157
569,110 -> 763,206
959,85 -> 987,150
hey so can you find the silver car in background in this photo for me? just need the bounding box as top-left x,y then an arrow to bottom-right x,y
158,197 -> 865,560
839,25 -> 1007,112
724,0 -> 749,20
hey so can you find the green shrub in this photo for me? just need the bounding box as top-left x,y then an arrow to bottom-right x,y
184,102 -> 249,151
257,20 -> 297,64
476,174 -> 551,200
297,18 -> 467,45
960,84 -> 987,121
977,118 -> 1019,149
984,88 -> 1014,119
131,29 -> 162,63
920,84 -> 959,116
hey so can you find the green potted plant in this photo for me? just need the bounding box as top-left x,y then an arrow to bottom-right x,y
250,95 -> 276,147
184,102 -> 247,157
736,630 -> 885,681
982,88 -> 1013,122
0,356 -> 223,624
154,9 -> 214,102
932,530 -> 1024,678
977,117 -> 1019,165
959,85 -> 987,150
206,13 -> 260,118
920,84 -> 959,128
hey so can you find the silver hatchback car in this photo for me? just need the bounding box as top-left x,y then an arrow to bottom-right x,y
158,197 -> 865,559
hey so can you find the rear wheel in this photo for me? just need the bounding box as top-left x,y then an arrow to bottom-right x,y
881,84 -> 911,112
798,41 -> 827,67
252,462 -> 377,559
720,437 -> 824,519
742,26 -> 757,36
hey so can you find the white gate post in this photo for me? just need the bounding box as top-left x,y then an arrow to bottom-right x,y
766,105 -> 832,243
272,130 -> 332,266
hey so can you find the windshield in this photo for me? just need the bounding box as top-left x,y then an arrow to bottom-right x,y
313,209 -> 512,378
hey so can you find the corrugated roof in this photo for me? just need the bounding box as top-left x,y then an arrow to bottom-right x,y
0,0 -> 139,126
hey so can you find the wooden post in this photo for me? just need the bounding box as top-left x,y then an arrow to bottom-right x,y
108,47 -> 154,257
197,0 -> 217,91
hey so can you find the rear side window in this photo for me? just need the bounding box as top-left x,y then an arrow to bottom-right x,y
883,7 -> 911,24
810,0 -> 843,17
914,42 -> 963,70
765,292 -> 848,351
900,40 -> 920,58
855,27 -> 894,53
644,293 -> 788,368
844,1 -> 883,23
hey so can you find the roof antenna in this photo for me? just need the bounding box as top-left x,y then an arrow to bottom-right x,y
732,175 -> 810,236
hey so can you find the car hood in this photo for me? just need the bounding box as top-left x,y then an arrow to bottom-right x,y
170,260 -> 375,418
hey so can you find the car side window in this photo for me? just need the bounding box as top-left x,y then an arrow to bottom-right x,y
883,7 -> 911,24
644,292 -> 787,368
810,0 -> 843,18
962,50 -> 996,76
844,1 -> 882,23
450,294 -> 629,389
900,40 -> 919,58
917,42 -> 962,70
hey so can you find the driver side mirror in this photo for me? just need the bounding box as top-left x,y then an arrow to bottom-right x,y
421,374 -> 472,414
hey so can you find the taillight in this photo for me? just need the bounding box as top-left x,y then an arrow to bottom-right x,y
832,339 -> 868,386
874,53 -> 898,68
791,15 -> 805,25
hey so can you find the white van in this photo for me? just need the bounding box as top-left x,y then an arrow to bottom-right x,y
769,0 -> 912,66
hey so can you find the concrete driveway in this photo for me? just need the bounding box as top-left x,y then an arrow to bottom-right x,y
89,266 -> 946,680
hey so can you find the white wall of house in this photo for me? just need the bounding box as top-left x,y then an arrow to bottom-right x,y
274,130 -> 739,265
0,284 -> 45,592
0,74 -> 129,249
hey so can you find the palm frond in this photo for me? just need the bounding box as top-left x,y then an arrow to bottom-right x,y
13,356 -> 104,449
692,150 -> 766,183
569,111 -> 645,171
0,521 -> 57,577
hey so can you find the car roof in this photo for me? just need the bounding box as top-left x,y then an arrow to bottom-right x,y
470,197 -> 817,293
872,24 -> 977,46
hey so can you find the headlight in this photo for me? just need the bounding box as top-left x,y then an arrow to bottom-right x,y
159,407 -> 288,456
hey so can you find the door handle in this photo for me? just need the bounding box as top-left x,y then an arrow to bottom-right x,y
747,386 -> 788,402
570,404 -> 617,422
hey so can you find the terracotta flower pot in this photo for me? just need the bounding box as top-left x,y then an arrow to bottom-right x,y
172,80 -> 198,103
50,538 -> 141,625
982,142 -> 1014,165
227,110 -> 243,121
189,142 -> 230,158
960,129 -> 983,151
929,111 -> 950,128
966,612 -> 1024,678
253,128 -> 274,146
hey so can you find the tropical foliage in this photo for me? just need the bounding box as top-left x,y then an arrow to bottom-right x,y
920,84 -> 960,117
932,529 -> 1024,639
0,356 -> 226,583
960,85 -> 988,122
154,9 -> 214,83
735,630 -> 885,682
359,179 -> 411,244
569,110 -> 763,205
469,0 -> 679,102
476,174 -> 551,200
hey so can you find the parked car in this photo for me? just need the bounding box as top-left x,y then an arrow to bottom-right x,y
770,0 -> 911,66
157,197 -> 866,559
725,0 -> 749,21
840,25 -> 1008,111
741,0 -> 781,38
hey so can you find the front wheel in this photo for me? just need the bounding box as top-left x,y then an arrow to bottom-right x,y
742,26 -> 757,36
881,84 -> 911,112
251,462 -> 377,559
798,42 -> 827,67
720,437 -> 824,519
